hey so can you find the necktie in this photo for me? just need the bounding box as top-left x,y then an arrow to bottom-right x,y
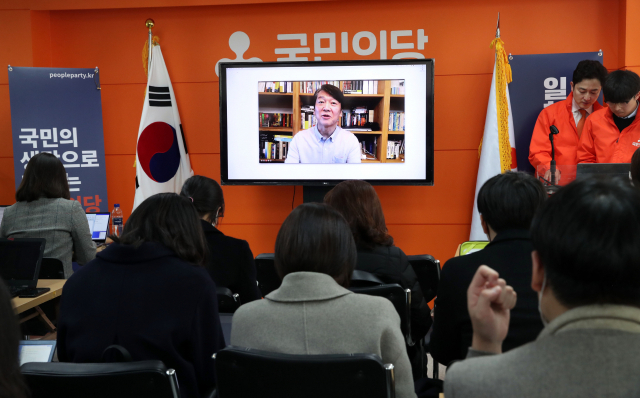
576,109 -> 588,138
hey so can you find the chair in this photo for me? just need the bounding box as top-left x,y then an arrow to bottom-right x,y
407,254 -> 441,379
350,269 -> 385,287
215,346 -> 396,398
39,257 -> 65,279
20,360 -> 180,398
254,253 -> 281,296
350,283 -> 412,346
216,286 -> 240,313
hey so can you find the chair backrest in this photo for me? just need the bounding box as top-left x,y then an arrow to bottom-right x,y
216,286 -> 240,313
350,283 -> 412,345
350,270 -> 385,287
407,255 -> 440,303
215,346 -> 395,398
255,253 -> 281,296
39,257 -> 64,279
20,360 -> 180,398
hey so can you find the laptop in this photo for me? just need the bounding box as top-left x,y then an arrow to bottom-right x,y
576,163 -> 631,182
0,238 -> 49,298
19,340 -> 57,365
86,213 -> 111,243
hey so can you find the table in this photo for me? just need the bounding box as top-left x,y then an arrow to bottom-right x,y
13,279 -> 66,336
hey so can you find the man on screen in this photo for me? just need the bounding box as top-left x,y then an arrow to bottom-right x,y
285,84 -> 362,164
578,70 -> 640,164
528,60 -> 608,182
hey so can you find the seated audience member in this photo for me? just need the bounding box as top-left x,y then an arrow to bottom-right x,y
231,203 -> 417,398
631,147 -> 640,187
0,153 -> 96,278
324,180 -> 431,343
429,172 -> 545,366
0,280 -> 30,398
445,178 -> 640,398
180,176 -> 261,303
578,70 -> 640,163
57,193 -> 226,398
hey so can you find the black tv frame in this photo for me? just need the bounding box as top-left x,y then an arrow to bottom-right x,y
219,59 -> 434,186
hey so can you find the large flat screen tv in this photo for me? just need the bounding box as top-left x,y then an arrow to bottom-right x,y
219,59 -> 434,186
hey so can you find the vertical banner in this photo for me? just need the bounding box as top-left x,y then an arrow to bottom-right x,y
509,51 -> 602,173
8,67 -> 108,212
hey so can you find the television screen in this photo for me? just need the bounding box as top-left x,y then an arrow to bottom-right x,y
219,59 -> 434,185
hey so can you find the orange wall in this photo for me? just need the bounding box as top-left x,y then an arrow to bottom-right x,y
0,0 -> 633,265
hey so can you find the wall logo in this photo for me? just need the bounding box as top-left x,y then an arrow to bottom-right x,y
215,31 -> 263,76
137,121 -> 181,182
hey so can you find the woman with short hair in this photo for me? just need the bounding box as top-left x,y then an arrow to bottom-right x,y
57,193 -> 226,398
324,180 -> 431,343
230,203 -> 416,398
180,175 -> 261,303
0,153 -> 96,278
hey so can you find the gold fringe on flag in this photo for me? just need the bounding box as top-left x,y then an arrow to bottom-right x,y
142,36 -> 160,78
490,37 -> 513,173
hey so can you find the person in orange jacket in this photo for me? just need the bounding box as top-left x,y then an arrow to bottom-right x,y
578,70 -> 640,164
529,60 -> 608,183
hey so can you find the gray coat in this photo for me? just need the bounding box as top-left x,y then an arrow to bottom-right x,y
231,271 -> 417,398
0,198 -> 96,278
445,305 -> 640,397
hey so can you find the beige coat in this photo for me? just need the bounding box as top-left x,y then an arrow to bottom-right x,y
230,271 -> 417,398
445,305 -> 640,397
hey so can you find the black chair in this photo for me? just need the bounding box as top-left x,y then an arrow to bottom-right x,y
407,254 -> 441,379
255,253 -> 281,296
20,360 -> 180,398
216,286 -> 240,313
350,283 -> 412,346
39,257 -> 65,279
350,269 -> 385,287
215,346 -> 396,398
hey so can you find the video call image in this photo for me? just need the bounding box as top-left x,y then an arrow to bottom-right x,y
258,80 -> 406,164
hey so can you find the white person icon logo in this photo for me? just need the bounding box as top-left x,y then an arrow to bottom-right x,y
215,31 -> 263,76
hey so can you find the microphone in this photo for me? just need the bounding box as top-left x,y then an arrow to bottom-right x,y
547,125 -> 559,193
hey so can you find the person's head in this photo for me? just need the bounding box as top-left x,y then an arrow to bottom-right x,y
570,60 -> 608,110
16,152 -> 70,202
180,175 -> 225,225
530,178 -> 640,312
603,70 -> 640,118
477,172 -> 546,237
324,180 -> 393,249
313,84 -> 343,132
0,280 -> 29,398
115,193 -> 208,266
274,203 -> 356,287
631,147 -> 640,187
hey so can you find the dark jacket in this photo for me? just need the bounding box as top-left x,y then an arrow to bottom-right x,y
356,244 -> 432,341
429,229 -> 544,366
200,220 -> 262,303
57,242 -> 226,398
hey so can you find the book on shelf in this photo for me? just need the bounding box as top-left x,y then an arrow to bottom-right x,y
388,111 -> 405,131
301,105 -> 315,130
259,113 -> 292,128
357,135 -> 377,160
386,139 -> 404,160
259,132 -> 292,161
342,80 -> 379,95
259,81 -> 293,93
390,80 -> 405,95
298,81 -> 341,94
341,107 -> 374,128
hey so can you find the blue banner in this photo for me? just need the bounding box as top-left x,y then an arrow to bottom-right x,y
510,51 -> 603,173
8,67 -> 108,212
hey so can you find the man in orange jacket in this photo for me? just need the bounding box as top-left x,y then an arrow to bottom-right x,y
529,60 -> 608,182
578,70 -> 640,164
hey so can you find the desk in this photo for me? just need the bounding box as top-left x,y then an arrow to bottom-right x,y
13,279 -> 66,314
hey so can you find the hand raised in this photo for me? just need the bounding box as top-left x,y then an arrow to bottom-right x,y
467,265 -> 517,353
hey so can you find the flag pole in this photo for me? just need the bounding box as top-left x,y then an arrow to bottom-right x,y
145,19 -> 155,75
495,12 -> 500,38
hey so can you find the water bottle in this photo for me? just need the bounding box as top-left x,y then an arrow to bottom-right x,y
111,204 -> 124,237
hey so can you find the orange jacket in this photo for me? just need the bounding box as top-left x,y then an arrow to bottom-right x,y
529,93 -> 604,171
578,107 -> 640,163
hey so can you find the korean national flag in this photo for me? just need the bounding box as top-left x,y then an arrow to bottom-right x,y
133,45 -> 193,211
